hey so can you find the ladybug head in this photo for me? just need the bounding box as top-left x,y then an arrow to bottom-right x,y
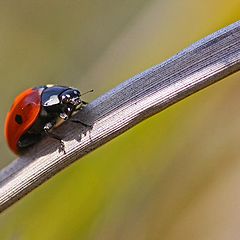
59,89 -> 82,107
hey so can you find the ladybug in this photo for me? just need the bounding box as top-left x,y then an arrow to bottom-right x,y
5,85 -> 92,155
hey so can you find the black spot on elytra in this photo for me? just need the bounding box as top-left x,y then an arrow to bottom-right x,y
15,114 -> 23,124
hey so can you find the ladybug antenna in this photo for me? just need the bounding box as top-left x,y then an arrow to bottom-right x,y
80,89 -> 94,96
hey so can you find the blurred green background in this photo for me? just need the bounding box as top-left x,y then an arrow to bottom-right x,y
0,1 -> 239,239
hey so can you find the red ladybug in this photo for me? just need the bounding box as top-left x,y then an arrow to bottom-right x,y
5,85 -> 92,154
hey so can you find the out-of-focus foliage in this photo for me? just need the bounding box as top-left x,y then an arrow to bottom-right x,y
0,0 -> 239,239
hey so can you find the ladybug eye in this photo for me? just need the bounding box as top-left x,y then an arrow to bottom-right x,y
15,114 -> 23,124
65,94 -> 71,99
61,94 -> 71,103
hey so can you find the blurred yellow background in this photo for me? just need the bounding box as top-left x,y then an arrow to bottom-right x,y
0,0 -> 239,239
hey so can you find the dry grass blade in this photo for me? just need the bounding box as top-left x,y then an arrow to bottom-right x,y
0,21 -> 239,213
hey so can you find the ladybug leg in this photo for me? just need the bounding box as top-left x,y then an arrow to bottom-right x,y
59,105 -> 91,127
59,112 -> 69,120
59,107 -> 74,121
44,122 -> 65,153
60,107 -> 91,127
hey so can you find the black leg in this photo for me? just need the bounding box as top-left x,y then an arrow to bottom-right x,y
44,122 -> 65,153
59,107 -> 74,120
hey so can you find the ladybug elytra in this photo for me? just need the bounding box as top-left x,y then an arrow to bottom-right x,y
5,85 -> 92,154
